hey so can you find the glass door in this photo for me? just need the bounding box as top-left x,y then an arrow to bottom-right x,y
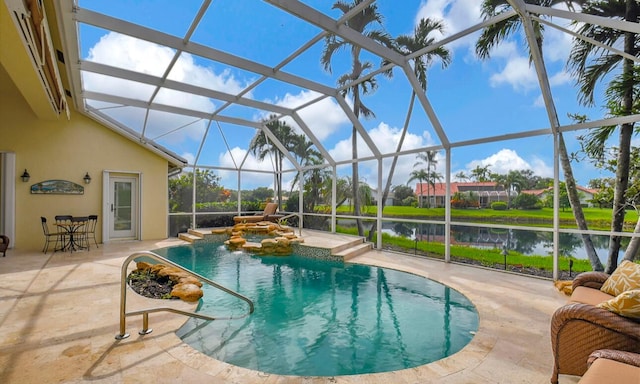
109,177 -> 137,239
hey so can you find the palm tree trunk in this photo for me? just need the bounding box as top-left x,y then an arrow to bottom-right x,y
277,154 -> 283,210
606,0 -> 637,272
623,215 -> 640,262
559,133 -> 603,271
426,162 -> 431,208
607,122 -> 633,272
366,93 -> 417,242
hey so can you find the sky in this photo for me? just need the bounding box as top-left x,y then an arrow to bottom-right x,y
75,0 -> 633,191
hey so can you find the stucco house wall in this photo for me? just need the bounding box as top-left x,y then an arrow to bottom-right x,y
0,65 -> 171,250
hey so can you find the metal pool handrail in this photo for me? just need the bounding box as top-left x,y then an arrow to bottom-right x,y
115,251 -> 254,340
277,212 -> 302,235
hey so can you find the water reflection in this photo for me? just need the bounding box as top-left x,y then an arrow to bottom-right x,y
162,243 -> 479,376
383,222 -> 623,263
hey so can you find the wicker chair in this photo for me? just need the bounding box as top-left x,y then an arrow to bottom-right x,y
550,271 -> 640,384
578,350 -> 640,384
0,235 -> 9,256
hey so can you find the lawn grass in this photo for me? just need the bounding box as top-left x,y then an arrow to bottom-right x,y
332,205 -> 637,230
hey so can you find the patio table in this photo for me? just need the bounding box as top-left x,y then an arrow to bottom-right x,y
56,216 -> 88,252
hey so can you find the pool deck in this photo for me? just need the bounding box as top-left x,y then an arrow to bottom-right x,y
0,230 -> 581,383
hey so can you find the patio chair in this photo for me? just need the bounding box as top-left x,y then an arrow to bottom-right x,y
0,235 -> 9,256
83,215 -> 99,249
233,202 -> 280,223
550,264 -> 640,383
578,350 -> 640,384
40,217 -> 67,253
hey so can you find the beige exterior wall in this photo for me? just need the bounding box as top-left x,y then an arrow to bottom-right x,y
0,65 -> 170,250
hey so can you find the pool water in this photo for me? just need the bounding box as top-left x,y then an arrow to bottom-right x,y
154,242 -> 479,376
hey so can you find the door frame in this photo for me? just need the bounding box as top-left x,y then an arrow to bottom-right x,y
102,171 -> 142,243
0,153 -> 16,246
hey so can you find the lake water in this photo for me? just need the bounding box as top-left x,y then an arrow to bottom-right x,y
381,222 -> 624,263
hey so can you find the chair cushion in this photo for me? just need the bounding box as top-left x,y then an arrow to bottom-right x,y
597,289 -> 640,319
571,286 -> 615,306
601,261 -> 640,296
578,357 -> 640,384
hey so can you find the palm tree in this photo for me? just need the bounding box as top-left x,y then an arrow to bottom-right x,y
476,0 -> 603,272
503,170 -> 525,209
567,0 -> 639,273
414,150 -> 439,208
471,164 -> 491,207
323,176 -> 352,208
249,115 -> 297,209
470,164 -> 491,182
427,170 -> 444,207
455,171 -> 469,182
290,135 -> 322,194
408,169 -> 430,208
368,18 -> 450,241
321,0 -> 395,237
491,172 -> 507,204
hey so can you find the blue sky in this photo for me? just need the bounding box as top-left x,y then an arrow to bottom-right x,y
75,0 -> 628,190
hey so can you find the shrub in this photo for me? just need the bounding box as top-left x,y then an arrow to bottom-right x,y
402,196 -> 417,207
451,197 -> 480,209
513,193 -> 542,210
491,201 -> 507,210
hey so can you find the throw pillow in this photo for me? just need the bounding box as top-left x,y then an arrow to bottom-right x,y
597,289 -> 640,319
600,260 -> 640,296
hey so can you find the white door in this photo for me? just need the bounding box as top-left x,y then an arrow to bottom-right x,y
109,176 -> 137,239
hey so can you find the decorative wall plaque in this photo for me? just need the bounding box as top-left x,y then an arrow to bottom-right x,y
30,180 -> 84,195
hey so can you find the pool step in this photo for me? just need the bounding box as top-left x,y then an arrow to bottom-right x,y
333,241 -> 373,261
178,232 -> 201,243
178,228 -> 217,243
326,237 -> 368,254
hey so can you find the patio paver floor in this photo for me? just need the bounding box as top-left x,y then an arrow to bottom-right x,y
0,233 -> 580,383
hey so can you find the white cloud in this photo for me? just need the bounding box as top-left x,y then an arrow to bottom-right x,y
263,90 -> 350,141
549,70 -> 572,87
415,0 -> 482,51
217,147 -> 274,188
328,122 -> 438,187
533,94 -> 545,108
465,148 -> 551,177
489,56 -> 538,92
84,32 -> 249,142
417,0 -> 578,93
529,156 -> 553,177
214,147 -> 298,190
541,5 -> 580,63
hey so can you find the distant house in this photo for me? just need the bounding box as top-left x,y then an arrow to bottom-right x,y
520,186 -> 598,207
414,182 -> 514,208
341,189 -> 394,207
370,189 -> 395,206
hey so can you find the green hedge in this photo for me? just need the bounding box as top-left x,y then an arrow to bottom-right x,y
491,201 -> 507,210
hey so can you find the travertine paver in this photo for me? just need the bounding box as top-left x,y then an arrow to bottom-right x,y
0,234 -> 580,383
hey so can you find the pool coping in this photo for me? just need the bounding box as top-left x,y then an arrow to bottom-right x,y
0,234 -> 576,383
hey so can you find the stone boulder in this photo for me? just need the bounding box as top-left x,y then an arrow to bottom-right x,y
178,276 -> 203,287
171,283 -> 203,302
135,261 -> 154,271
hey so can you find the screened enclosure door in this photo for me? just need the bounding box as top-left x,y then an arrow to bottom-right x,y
109,176 -> 137,239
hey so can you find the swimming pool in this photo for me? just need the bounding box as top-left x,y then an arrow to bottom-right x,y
154,242 -> 479,376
